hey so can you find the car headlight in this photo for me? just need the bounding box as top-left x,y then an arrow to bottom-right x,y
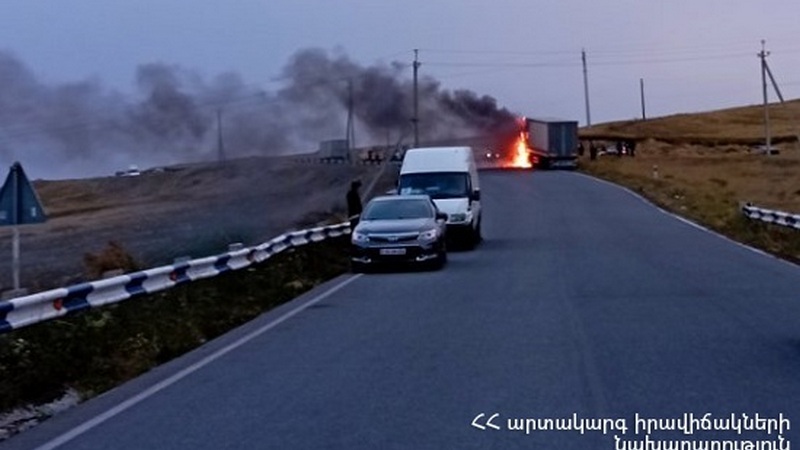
449,213 -> 467,223
418,228 -> 439,241
351,231 -> 369,243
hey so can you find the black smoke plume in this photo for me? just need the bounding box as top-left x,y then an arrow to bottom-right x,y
0,48 -> 517,179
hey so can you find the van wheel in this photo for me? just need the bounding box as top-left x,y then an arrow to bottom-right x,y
465,223 -> 481,249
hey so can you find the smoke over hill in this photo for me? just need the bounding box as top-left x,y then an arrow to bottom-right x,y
0,48 -> 516,179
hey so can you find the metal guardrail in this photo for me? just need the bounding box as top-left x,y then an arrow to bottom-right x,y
0,222 -> 351,334
741,204 -> 800,230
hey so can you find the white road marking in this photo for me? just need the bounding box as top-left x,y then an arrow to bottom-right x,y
34,274 -> 362,450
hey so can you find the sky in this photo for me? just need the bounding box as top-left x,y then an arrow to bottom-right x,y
0,0 -> 798,178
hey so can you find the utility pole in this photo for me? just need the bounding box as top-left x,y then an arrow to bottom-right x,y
216,108 -> 226,163
640,78 -> 646,120
759,40 -> 771,155
412,49 -> 420,147
582,49 -> 591,127
346,79 -> 355,162
760,44 -> 800,150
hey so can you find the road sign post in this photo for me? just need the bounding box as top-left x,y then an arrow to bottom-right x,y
12,227 -> 19,290
0,162 -> 47,293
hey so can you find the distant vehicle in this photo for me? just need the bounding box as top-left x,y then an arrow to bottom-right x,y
597,146 -> 618,157
317,139 -> 350,163
397,146 -> 482,248
351,195 -> 447,272
115,165 -> 141,177
483,150 -> 501,160
359,149 -> 384,164
751,145 -> 780,155
526,118 -> 579,169
389,150 -> 404,162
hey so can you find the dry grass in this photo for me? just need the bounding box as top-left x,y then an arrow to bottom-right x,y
0,156 -> 391,291
581,99 -> 800,145
579,99 -> 800,261
585,140 -> 800,213
83,241 -> 140,279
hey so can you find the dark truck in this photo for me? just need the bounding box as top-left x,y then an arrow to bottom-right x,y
526,118 -> 579,169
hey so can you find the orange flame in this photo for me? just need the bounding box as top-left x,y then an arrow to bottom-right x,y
508,131 -> 532,169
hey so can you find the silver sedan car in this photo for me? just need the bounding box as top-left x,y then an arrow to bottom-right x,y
351,195 -> 448,272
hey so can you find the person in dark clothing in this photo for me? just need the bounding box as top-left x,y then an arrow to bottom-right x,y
628,139 -> 637,157
588,142 -> 595,160
347,180 -> 362,228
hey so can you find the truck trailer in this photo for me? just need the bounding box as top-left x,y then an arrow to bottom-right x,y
526,118 -> 579,169
317,139 -> 351,163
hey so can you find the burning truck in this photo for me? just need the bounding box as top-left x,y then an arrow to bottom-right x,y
525,117 -> 579,169
497,117 -> 579,170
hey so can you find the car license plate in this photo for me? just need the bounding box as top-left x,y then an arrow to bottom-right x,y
379,248 -> 406,256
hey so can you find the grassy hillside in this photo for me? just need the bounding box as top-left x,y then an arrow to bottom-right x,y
581,99 -> 800,145
0,157 -> 392,292
579,99 -> 800,262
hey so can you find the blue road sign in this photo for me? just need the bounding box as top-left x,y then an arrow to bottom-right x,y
0,162 -> 47,226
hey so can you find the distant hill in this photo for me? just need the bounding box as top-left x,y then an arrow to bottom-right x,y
581,99 -> 800,145
1,156 -> 391,291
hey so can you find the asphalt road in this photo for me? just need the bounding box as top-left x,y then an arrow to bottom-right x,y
5,170 -> 800,449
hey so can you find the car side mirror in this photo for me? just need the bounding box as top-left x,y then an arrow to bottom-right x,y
470,190 -> 481,201
436,212 -> 448,222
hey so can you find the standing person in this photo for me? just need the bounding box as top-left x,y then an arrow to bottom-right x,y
629,139 -> 637,157
347,180 -> 363,228
589,141 -> 598,161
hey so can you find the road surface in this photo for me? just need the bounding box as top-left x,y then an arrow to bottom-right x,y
4,170 -> 799,449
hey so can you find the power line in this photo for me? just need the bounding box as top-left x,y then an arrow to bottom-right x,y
422,39 -> 788,58
426,51 -> 754,70
591,52 -> 753,66
2,43 -> 797,146
0,62 -> 416,145
420,47 -> 579,56
426,61 -> 577,69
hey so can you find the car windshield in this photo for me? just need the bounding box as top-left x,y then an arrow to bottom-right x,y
361,199 -> 434,220
398,172 -> 469,199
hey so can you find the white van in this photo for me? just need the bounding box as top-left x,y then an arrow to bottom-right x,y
397,146 -> 481,248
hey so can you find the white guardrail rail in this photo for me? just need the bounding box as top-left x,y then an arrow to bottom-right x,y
741,204 -> 800,230
0,222 -> 351,334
